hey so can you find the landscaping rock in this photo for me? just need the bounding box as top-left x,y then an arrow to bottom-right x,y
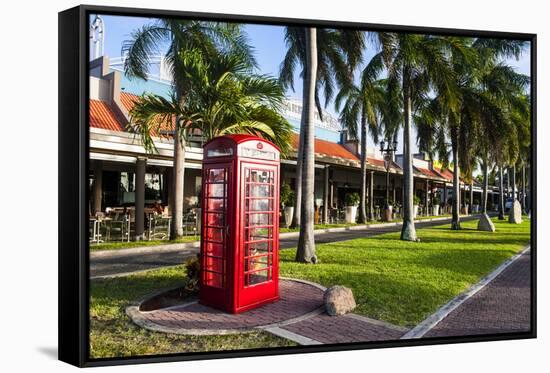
477,213 -> 496,232
509,200 -> 522,224
324,285 -> 356,316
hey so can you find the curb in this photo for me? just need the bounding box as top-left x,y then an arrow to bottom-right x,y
401,245 -> 531,339
91,241 -> 200,259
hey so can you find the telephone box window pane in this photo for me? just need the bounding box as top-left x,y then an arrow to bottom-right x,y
248,184 -> 270,197
246,213 -> 272,226
247,241 -> 269,256
206,228 -> 224,242
248,255 -> 269,270
207,198 -> 225,211
208,169 -> 226,183
205,242 -> 224,257
204,272 -> 223,288
204,257 -> 224,273
206,213 -> 224,227
246,198 -> 272,212
249,170 -> 269,183
248,269 -> 270,286
209,183 -> 226,198
247,227 -> 272,242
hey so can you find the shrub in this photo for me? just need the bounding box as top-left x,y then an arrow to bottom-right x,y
413,195 -> 421,206
280,182 -> 295,207
184,255 -> 200,292
345,192 -> 360,206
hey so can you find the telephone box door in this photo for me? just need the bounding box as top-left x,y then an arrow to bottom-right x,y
238,162 -> 279,309
200,163 -> 232,305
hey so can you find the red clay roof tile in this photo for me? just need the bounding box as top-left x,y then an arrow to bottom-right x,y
89,100 -> 124,132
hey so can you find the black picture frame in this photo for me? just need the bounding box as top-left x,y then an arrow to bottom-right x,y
58,4 -> 537,367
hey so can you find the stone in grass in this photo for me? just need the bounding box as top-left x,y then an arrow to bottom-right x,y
509,200 -> 523,224
324,285 -> 356,316
477,213 -> 496,232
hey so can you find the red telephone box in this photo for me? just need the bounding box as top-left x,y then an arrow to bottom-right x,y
199,134 -> 280,313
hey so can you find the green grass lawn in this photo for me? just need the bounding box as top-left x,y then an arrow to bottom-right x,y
280,216 -> 530,327
90,216 -> 530,358
90,266 -> 295,359
90,236 -> 199,251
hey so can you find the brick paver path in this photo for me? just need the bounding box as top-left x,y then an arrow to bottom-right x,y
425,251 -> 531,338
282,313 -> 405,344
139,279 -> 325,331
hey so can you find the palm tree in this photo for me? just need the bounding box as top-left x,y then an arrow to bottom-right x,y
378,33 -> 460,240
279,27 -> 364,229
128,48 -> 293,162
280,28 -> 364,262
335,52 -> 392,223
295,27 -> 318,263
122,19 -> 254,239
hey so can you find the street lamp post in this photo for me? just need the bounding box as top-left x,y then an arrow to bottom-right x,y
380,138 -> 398,221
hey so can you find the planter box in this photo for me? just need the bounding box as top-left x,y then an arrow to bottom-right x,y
345,206 -> 358,223
283,206 -> 294,228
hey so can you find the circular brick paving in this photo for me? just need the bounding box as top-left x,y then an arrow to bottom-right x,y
127,279 -> 325,335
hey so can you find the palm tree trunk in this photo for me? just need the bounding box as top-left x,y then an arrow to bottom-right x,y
521,164 -> 526,212
171,121 -> 185,239
481,157 -> 488,214
170,95 -> 186,239
511,164 -> 517,201
358,112 -> 367,224
469,180 -> 474,214
498,166 -> 505,220
368,171 -> 374,220
400,70 -> 417,241
291,88 -> 307,228
295,27 -> 317,263
451,127 -> 461,230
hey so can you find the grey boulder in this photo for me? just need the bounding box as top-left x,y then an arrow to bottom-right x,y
324,285 -> 356,316
509,200 -> 523,224
477,213 -> 496,232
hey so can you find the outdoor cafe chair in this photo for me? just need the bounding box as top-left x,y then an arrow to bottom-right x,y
105,212 -> 131,242
148,214 -> 171,240
182,211 -> 198,236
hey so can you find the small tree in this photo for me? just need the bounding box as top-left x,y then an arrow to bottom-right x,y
280,182 -> 295,208
345,192 -> 360,207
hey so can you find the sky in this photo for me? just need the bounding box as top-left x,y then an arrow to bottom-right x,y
91,14 -> 531,155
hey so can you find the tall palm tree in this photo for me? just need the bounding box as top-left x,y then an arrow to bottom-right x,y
280,27 -> 364,229
295,27 -> 318,263
335,58 -> 383,223
280,28 -> 364,262
122,19 -> 254,239
128,48 -> 293,160
378,33 -> 460,240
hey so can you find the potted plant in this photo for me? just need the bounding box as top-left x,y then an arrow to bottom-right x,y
280,182 -> 295,228
344,192 -> 360,223
431,191 -> 441,216
413,195 -> 421,218
462,196 -> 470,215
383,198 -> 394,221
473,197 -> 480,213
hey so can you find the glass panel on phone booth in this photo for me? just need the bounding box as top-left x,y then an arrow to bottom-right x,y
249,269 -> 271,285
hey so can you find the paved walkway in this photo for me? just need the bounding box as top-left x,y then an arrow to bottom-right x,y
424,250 -> 531,338
127,278 -> 408,344
92,215 -> 481,278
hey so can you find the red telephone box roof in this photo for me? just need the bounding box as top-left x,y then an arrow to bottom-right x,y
204,134 -> 280,152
